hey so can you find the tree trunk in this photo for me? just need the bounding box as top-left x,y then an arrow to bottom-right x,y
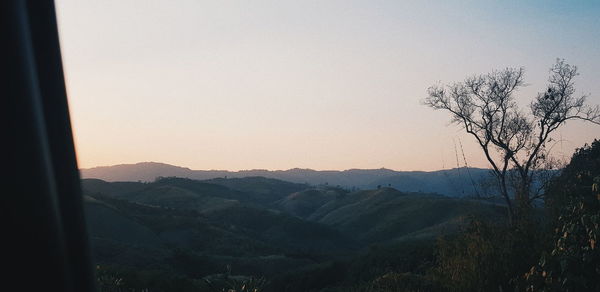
499,176 -> 514,225
513,180 -> 531,223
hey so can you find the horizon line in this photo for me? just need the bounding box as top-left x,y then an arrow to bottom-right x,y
79,161 -> 492,173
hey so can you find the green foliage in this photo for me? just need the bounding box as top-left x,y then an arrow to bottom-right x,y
348,272 -> 438,292
520,140 -> 600,291
83,149 -> 600,292
265,239 -> 437,292
278,187 -> 347,219
221,276 -> 268,292
169,248 -> 223,279
433,216 -> 544,292
266,261 -> 348,292
344,240 -> 435,283
309,189 -> 506,244
523,183 -> 600,291
96,265 -> 200,292
545,139 -> 600,219
429,140 -> 600,292
205,176 -> 310,204
203,268 -> 269,292
96,264 -> 268,292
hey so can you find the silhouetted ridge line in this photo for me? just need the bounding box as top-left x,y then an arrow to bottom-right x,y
81,162 -> 494,197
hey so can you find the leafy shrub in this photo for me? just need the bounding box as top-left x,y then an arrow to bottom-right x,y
433,216 -> 544,292
95,265 -> 200,292
523,179 -> 600,291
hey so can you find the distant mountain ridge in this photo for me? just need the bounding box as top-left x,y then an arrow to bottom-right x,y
80,162 -> 493,197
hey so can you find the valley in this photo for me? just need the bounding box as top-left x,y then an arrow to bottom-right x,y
82,174 -> 506,291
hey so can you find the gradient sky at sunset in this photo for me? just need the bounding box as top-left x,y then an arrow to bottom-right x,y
55,0 -> 600,171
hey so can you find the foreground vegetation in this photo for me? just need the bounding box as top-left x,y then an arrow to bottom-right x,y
87,140 -> 599,292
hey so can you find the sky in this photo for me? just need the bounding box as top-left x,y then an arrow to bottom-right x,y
55,0 -> 600,171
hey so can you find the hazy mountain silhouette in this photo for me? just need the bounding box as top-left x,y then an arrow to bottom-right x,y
81,162 -> 493,197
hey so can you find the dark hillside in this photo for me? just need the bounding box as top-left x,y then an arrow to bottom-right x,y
277,187 -> 348,219
308,188 -> 506,243
82,176 -> 510,291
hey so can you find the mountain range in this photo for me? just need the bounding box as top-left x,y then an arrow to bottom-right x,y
81,162 -> 494,197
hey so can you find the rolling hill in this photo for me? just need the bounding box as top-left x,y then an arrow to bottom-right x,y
83,194 -> 356,279
82,176 -> 506,249
81,175 -> 509,291
82,177 -> 359,253
277,187 -> 349,219
308,188 -> 506,243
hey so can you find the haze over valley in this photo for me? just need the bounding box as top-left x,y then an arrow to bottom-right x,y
81,162 -> 493,198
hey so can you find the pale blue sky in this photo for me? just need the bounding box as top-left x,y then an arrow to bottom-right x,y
56,0 -> 600,170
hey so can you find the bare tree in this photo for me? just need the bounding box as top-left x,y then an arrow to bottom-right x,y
424,59 -> 600,222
